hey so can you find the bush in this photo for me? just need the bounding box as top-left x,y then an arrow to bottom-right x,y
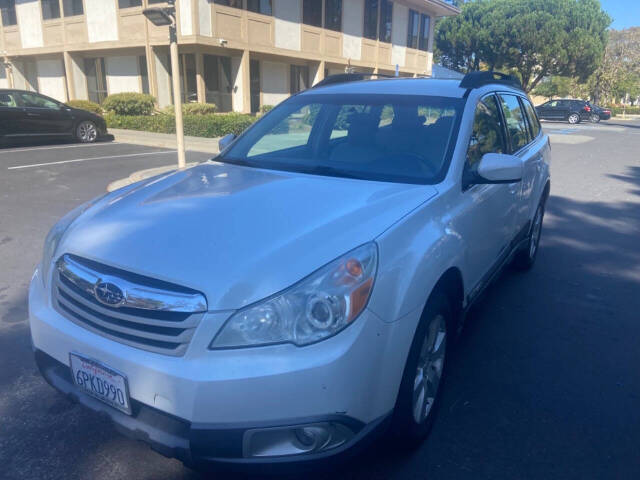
66,100 -> 102,115
605,105 -> 640,116
102,92 -> 155,116
260,104 -> 274,114
159,103 -> 218,115
105,112 -> 256,137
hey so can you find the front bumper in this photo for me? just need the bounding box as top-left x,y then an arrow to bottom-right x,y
29,270 -> 414,467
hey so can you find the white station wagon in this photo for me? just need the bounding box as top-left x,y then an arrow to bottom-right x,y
29,71 -> 550,471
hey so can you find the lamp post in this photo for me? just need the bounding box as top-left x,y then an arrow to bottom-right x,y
143,0 -> 185,169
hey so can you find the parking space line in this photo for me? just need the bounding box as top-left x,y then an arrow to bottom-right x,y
0,142 -> 125,154
7,150 -> 176,170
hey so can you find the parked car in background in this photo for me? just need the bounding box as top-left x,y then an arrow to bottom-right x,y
30,72 -> 550,471
535,98 -> 610,124
0,89 -> 106,144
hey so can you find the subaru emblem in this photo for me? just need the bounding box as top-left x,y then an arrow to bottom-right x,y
94,281 -> 125,307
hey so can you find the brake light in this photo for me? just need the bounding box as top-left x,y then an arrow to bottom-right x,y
584,105 -> 591,112
604,110 -> 610,114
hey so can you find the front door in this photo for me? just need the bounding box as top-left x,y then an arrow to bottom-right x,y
0,91 -> 26,138
15,91 -> 74,136
456,94 -> 519,293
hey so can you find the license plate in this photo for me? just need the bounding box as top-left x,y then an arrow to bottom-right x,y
69,353 -> 131,415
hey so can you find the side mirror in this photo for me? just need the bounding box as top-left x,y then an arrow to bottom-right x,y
218,133 -> 236,152
476,153 -> 523,184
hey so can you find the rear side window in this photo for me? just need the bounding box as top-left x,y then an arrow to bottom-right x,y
0,92 -> 18,108
498,94 -> 530,152
522,98 -> 541,139
466,94 -> 506,171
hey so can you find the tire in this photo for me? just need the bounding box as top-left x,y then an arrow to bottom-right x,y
589,113 -> 601,123
567,113 -> 580,124
389,292 -> 452,447
513,204 -> 544,270
75,120 -> 98,143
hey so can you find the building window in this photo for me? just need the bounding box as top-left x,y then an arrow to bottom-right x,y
303,0 -> 322,27
41,0 -> 61,20
247,0 -> 271,15
363,0 -> 378,40
325,0 -> 341,31
85,58 -> 107,104
179,53 -> 197,103
63,0 -> 84,17
203,54 -> 232,108
0,0 -> 17,26
407,9 -> 419,49
118,0 -> 142,8
378,0 -> 392,43
290,65 -> 309,94
419,14 -> 430,51
139,56 -> 149,94
213,0 -> 243,7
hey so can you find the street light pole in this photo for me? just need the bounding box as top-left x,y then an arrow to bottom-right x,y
143,0 -> 185,169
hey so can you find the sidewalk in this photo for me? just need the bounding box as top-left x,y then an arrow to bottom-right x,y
109,128 -> 222,154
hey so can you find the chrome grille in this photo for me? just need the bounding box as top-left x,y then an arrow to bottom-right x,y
53,255 -> 207,356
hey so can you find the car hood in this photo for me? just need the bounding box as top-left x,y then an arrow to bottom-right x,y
58,162 -> 437,311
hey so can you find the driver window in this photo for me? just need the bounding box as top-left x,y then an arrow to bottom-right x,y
19,92 -> 60,110
465,95 -> 506,176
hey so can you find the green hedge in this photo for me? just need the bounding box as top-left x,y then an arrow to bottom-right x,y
66,100 -> 102,115
160,103 -> 218,115
105,112 -> 256,137
606,106 -> 640,116
103,92 -> 156,116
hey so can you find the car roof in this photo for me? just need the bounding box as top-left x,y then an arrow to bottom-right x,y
303,78 -> 469,98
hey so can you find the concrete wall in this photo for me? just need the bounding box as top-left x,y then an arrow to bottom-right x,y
231,56 -> 245,113
105,56 -> 140,94
69,54 -> 88,100
198,0 -> 212,36
13,59 -> 38,91
262,60 -> 288,106
36,58 -> 67,101
274,0 -> 301,51
179,0 -> 193,36
342,0 -> 363,61
391,2 -> 408,68
85,0 -> 119,43
16,0 -> 43,49
0,67 -> 8,88
154,49 -> 172,107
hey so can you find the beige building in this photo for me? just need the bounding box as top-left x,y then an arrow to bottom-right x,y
0,0 -> 459,113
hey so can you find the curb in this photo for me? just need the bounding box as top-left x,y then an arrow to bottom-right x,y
109,128 -> 221,154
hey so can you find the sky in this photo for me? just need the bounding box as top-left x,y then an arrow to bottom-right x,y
599,0 -> 640,29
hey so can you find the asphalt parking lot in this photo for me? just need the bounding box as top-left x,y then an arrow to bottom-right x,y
1,120 -> 640,480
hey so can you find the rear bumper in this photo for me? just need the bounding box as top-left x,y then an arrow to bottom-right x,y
35,349 -> 390,472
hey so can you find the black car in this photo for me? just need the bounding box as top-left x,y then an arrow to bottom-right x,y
0,89 -> 107,144
535,99 -> 611,124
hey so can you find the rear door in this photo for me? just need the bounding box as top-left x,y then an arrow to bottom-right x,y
0,91 -> 25,138
15,92 -> 74,136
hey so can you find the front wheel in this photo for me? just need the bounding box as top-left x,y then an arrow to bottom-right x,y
76,120 -> 98,143
590,113 -> 601,123
567,113 -> 580,124
513,204 -> 544,270
390,292 -> 451,446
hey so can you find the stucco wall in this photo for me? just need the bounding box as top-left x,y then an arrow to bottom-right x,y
179,0 -> 193,36
36,58 -> 67,101
105,56 -> 140,94
16,0 -> 43,49
274,0 -> 301,51
342,0 -> 363,61
69,54 -> 88,100
85,0 -> 119,43
391,3 -> 408,68
198,0 -> 212,36
0,67 -> 8,88
262,61 -> 289,106
154,49 -> 172,107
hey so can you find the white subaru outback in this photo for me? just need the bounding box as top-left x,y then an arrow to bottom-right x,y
29,72 -> 550,470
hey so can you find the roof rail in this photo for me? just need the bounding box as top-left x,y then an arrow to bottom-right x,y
459,71 -> 522,91
313,73 -> 395,88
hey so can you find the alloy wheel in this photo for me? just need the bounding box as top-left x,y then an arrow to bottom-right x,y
568,113 -> 579,124
413,314 -> 446,424
77,121 -> 97,143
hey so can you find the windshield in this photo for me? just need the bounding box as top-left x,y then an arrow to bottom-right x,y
220,93 -> 465,184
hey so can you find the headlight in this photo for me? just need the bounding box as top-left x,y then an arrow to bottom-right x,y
211,243 -> 378,349
40,196 -> 105,287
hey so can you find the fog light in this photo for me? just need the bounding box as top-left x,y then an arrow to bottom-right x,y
243,422 -> 354,458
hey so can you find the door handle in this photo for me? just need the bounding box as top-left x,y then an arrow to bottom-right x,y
27,112 -> 41,117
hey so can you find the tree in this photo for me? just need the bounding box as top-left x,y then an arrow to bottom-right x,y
435,0 -> 611,92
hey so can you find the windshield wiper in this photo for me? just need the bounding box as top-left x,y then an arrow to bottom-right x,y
308,165 -> 363,180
